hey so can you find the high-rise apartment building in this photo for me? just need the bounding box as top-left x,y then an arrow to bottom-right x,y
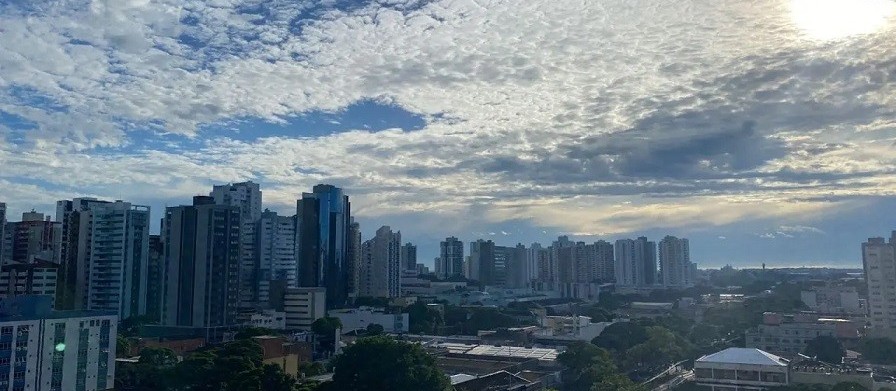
551,236 -> 573,286
297,184 -> 352,309
55,198 -> 112,310
346,219 -> 362,298
591,240 -> 615,282
162,196 -> 241,327
0,295 -> 117,391
659,236 -> 693,288
527,242 -> 543,284
468,239 -> 496,284
2,211 -> 62,265
492,244 -> 525,287
503,244 -> 529,288
863,233 -> 896,338
0,202 -> 6,263
211,182 -> 262,309
401,242 -> 417,272
255,210 -> 299,308
359,226 -> 401,298
439,237 -> 464,280
531,244 -> 553,290
145,234 -> 164,322
635,236 -> 657,286
53,199 -> 149,317
85,201 -> 150,319
614,239 -> 638,286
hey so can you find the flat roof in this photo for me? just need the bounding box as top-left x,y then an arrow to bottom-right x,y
430,342 -> 559,361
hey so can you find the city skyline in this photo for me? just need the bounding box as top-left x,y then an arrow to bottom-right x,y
3,1 -> 896,268
0,184 -> 874,270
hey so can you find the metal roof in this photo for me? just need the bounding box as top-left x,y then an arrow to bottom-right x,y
696,348 -> 789,366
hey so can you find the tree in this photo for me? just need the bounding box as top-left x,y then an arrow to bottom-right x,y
592,322 -> 648,352
366,323 -> 385,335
312,317 -> 343,354
830,382 -> 870,391
329,336 -> 451,391
299,361 -> 327,377
581,305 -> 613,323
117,335 -> 132,358
138,347 -> 177,367
804,336 -> 845,364
556,342 -> 643,391
408,302 -> 444,334
623,327 -> 693,371
858,337 -> 896,364
312,317 -> 343,336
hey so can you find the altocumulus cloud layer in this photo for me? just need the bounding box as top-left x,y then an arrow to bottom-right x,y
1,0 -> 895,265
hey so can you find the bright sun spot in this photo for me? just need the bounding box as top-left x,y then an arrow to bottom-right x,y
790,0 -> 896,40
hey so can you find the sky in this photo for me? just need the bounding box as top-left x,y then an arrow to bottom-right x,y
1,0 -> 896,268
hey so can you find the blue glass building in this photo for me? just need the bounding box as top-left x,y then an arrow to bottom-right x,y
297,185 -> 352,309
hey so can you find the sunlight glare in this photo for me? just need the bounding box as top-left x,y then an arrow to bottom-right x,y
790,0 -> 895,40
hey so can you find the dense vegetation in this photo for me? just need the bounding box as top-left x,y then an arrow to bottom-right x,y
115,338 -> 296,391
320,336 -> 452,391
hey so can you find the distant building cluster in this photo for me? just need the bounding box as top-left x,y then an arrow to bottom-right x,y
0,183 -> 703,326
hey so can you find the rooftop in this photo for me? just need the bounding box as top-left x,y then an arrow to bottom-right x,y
429,342 -> 559,361
697,348 -> 789,367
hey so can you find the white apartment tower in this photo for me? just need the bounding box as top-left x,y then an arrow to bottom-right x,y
863,233 -> 896,339
659,236 -> 693,288
85,201 -> 150,319
54,199 -> 149,317
359,226 -> 401,298
255,210 -> 299,307
614,239 -> 638,286
211,181 -> 262,309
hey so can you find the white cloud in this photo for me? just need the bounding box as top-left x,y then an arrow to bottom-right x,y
0,0 -> 895,241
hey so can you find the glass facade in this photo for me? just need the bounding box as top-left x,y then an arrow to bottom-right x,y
298,185 -> 351,309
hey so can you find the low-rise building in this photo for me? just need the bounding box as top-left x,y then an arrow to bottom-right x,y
0,295 -> 117,391
328,307 -> 409,334
801,283 -> 864,316
251,335 -> 311,376
615,302 -> 675,319
281,288 -> 326,331
533,315 -> 617,342
694,348 -> 790,390
247,310 -> 286,330
745,312 -> 860,357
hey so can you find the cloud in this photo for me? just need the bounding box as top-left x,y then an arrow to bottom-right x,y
0,0 -> 895,249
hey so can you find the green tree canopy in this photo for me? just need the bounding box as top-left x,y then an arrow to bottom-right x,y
329,336 -> 451,391
408,302 -> 444,334
804,336 -> 845,364
557,342 -> 643,391
366,323 -> 385,335
623,326 -> 693,371
858,337 -> 896,364
138,347 -> 177,367
830,382 -> 870,391
312,317 -> 343,336
592,322 -> 648,352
